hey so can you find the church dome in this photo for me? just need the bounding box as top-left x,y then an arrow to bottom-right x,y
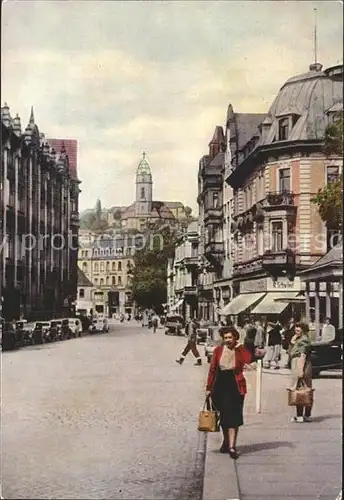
137,152 -> 151,176
260,63 -> 343,146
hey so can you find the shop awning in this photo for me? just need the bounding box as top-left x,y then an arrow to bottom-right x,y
220,293 -> 265,316
170,299 -> 184,311
251,292 -> 300,315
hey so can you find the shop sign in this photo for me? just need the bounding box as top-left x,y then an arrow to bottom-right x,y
240,278 -> 267,293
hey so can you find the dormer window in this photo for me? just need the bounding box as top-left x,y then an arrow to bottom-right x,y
278,118 -> 289,141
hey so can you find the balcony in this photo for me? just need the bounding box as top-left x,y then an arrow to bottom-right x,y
204,241 -> 224,268
184,255 -> 198,269
262,190 -> 296,212
262,248 -> 296,277
184,285 -> 198,296
204,207 -> 223,226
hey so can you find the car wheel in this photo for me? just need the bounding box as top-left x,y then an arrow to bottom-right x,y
312,369 -> 321,378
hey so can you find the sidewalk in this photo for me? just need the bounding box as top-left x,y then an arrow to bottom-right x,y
202,367 -> 342,500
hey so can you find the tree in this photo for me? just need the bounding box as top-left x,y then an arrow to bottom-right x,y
311,116 -> 343,231
130,224 -> 178,312
185,206 -> 193,218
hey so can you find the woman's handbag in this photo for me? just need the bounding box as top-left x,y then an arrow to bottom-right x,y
198,397 -> 220,432
287,379 -> 314,407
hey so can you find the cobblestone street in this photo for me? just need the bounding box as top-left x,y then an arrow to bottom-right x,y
2,323 -> 208,499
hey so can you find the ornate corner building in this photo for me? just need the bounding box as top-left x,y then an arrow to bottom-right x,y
0,104 -> 81,321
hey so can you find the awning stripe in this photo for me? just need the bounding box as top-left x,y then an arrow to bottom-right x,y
251,292 -> 300,315
220,292 -> 265,316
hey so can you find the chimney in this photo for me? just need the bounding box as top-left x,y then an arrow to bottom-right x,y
309,62 -> 323,72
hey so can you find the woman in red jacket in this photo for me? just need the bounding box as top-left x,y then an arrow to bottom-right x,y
205,326 -> 256,459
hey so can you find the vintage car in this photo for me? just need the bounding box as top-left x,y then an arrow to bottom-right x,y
164,314 -> 184,336
310,328 -> 343,377
196,322 -> 216,344
89,317 -> 109,333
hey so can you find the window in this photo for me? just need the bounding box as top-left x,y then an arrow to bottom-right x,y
106,276 -> 109,285
118,276 -> 122,285
79,288 -> 85,298
326,166 -> 339,184
140,187 -> 145,200
94,262 -> 99,272
118,261 -> 122,271
278,168 -> 291,192
278,118 -> 289,141
213,192 -> 219,208
94,278 -> 98,285
112,276 -> 116,285
100,278 -> 104,286
100,262 -> 104,271
271,221 -> 283,252
82,262 -> 88,273
112,262 -> 116,271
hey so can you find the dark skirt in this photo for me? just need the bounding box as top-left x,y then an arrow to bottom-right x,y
212,369 -> 244,429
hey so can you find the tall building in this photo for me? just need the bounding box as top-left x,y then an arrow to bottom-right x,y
223,63 -> 343,324
106,153 -> 189,231
0,104 -> 80,320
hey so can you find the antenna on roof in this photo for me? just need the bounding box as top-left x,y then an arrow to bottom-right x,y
313,8 -> 318,64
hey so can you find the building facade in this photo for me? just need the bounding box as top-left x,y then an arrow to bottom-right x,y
1,104 -> 80,321
167,221 -> 199,319
77,234 -> 137,317
224,63 -> 343,322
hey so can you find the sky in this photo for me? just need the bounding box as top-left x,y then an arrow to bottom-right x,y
2,1 -> 343,214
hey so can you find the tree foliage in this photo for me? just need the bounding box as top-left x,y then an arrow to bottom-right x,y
312,174 -> 343,231
311,116 -> 343,231
79,199 -> 109,232
129,225 -> 179,312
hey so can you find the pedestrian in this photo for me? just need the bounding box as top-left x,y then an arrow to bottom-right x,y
288,322 -> 313,423
264,321 -> 282,369
176,318 -> 202,366
205,326 -> 259,459
152,314 -> 159,333
243,317 -> 256,358
254,320 -> 265,349
321,317 -> 336,343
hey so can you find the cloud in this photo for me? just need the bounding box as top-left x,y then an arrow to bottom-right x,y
1,0 -> 342,212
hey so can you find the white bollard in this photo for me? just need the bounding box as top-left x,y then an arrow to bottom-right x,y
255,359 -> 263,413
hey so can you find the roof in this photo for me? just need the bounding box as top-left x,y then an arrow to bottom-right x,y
47,138 -> 78,179
151,201 -> 176,220
235,113 -> 266,151
209,151 -> 225,168
136,152 -> 152,177
164,201 -> 184,209
299,243 -> 343,277
77,268 -> 93,287
260,63 -> 343,146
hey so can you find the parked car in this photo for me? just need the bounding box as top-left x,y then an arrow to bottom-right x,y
204,325 -> 223,363
196,322 -> 215,344
1,321 -> 19,351
33,321 -> 51,344
310,328 -> 343,377
89,317 -> 109,333
164,314 -> 184,336
63,318 -> 82,338
49,320 -> 64,340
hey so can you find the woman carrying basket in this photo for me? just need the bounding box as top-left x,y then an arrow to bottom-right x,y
205,326 -> 263,459
288,322 -> 313,423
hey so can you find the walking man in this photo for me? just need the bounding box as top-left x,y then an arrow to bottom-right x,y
176,318 -> 202,366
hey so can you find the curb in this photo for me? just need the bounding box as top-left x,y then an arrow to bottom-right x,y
202,432 -> 240,500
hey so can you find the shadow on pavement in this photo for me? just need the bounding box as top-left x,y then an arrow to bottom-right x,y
239,440 -> 295,454
311,414 -> 342,422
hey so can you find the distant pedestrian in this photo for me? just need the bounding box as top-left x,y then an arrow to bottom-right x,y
321,318 -> 335,343
176,318 -> 202,366
254,320 -> 265,349
243,318 -> 257,358
288,323 -> 313,423
152,314 -> 159,333
205,326 -> 261,458
264,321 -> 282,369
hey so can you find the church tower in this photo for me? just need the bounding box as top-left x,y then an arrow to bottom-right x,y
135,152 -> 153,216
